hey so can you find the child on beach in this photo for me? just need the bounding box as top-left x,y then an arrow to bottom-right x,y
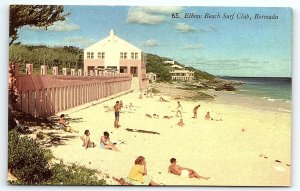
205,112 -> 222,121
81,130 -> 95,149
205,112 -> 211,120
177,119 -> 185,127
168,158 -> 209,180
193,105 -> 201,119
176,101 -> 183,118
127,156 -> 160,186
100,132 -> 119,151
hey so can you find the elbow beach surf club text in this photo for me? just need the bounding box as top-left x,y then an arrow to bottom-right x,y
171,12 -> 279,20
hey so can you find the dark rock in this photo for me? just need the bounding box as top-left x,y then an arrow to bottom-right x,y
215,85 -> 236,91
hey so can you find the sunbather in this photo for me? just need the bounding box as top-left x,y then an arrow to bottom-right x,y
168,158 -> 209,180
81,130 -> 95,149
100,132 -> 119,151
127,156 -> 160,185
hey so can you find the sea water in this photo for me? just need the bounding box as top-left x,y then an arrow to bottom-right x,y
219,77 -> 292,113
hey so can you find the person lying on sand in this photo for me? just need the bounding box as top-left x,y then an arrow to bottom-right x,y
177,119 -> 185,127
168,158 -> 209,180
80,130 -> 96,149
145,113 -> 152,118
100,132 -> 119,151
205,112 -> 222,121
163,115 -> 173,119
159,97 -> 169,102
127,156 -> 160,186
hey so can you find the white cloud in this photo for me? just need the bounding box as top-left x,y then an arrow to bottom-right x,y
47,20 -> 79,32
144,39 -> 159,47
64,37 -> 95,47
175,23 -> 195,33
182,43 -> 204,50
127,6 -> 183,25
27,19 -> 79,32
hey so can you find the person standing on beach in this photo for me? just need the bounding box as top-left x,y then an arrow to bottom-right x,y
176,101 -> 183,118
168,158 -> 209,180
193,105 -> 201,119
114,101 -> 121,128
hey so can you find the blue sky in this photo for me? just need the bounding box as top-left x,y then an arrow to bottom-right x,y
16,6 -> 292,77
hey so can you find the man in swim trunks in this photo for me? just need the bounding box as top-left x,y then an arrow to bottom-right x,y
114,101 -> 120,128
193,105 -> 201,119
168,158 -> 210,180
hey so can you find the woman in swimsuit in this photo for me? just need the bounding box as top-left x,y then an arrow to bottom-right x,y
100,131 -> 119,151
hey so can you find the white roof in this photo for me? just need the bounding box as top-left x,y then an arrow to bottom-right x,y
84,30 -> 141,52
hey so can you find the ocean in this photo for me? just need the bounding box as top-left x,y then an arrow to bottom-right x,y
218,77 -> 292,113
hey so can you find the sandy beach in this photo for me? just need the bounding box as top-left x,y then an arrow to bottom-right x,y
31,85 -> 291,186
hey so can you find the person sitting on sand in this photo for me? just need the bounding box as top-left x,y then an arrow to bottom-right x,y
163,115 -> 173,119
193,105 -> 201,119
81,130 -> 95,149
205,112 -> 222,121
205,111 -> 211,120
127,156 -> 160,186
176,101 -> 183,118
100,132 -> 119,151
58,114 -> 68,129
152,114 -> 159,119
59,114 -> 78,133
168,158 -> 209,180
177,118 -> 185,127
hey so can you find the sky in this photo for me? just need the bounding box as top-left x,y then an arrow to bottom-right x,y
16,6 -> 292,77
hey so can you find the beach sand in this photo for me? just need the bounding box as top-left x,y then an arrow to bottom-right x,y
43,88 -> 290,186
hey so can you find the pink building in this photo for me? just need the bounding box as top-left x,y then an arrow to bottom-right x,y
84,30 -> 149,89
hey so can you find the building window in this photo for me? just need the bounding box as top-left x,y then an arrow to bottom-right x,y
98,52 -> 105,59
120,52 -> 127,59
91,52 -> 94,59
135,53 -> 138,59
131,52 -> 134,59
87,52 -> 91,59
102,52 -> 105,59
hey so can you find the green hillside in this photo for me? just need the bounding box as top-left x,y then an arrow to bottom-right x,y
146,53 -> 215,82
9,44 -> 214,80
9,44 -> 83,75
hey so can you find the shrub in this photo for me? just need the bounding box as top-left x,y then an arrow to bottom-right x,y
8,130 -> 52,184
46,163 -> 106,185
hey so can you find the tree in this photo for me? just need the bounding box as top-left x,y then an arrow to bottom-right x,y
9,5 -> 69,45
